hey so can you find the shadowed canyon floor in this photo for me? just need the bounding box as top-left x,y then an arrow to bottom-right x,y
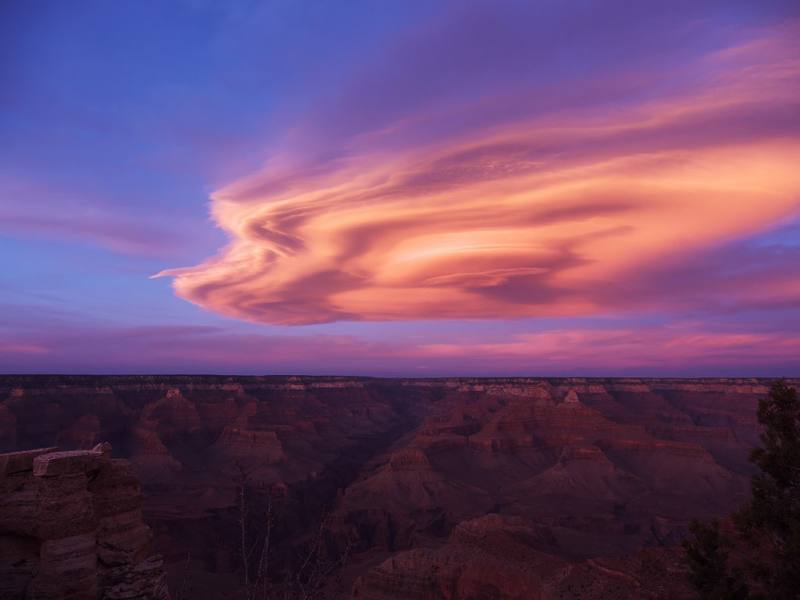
1,376 -> 790,599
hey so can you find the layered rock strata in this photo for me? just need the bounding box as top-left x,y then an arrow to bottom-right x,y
0,443 -> 169,600
353,514 -> 694,600
1,376 -> 795,599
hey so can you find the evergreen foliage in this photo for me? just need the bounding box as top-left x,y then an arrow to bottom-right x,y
683,381 -> 800,599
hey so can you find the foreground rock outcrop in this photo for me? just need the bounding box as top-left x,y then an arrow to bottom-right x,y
0,443 -> 169,600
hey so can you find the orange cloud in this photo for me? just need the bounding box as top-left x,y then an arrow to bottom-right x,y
157,26 -> 800,325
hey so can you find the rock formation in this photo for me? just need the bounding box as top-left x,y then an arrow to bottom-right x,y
1,375 -> 795,599
352,514 -> 694,600
0,443 -> 169,600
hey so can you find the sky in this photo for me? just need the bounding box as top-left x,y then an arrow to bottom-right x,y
1,0 -> 799,376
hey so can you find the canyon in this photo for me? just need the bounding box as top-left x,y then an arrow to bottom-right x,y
0,376 -> 789,599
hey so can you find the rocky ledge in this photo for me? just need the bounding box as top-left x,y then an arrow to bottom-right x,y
0,443 -> 169,600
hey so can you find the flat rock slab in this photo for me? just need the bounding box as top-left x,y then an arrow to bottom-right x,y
0,447 -> 58,477
33,450 -> 104,478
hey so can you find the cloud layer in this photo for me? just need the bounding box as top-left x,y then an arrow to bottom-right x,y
158,18 -> 800,325
4,310 -> 799,376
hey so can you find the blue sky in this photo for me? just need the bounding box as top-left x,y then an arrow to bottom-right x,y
1,1 -> 799,375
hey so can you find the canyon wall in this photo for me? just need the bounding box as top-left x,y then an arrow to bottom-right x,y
0,376 -> 793,599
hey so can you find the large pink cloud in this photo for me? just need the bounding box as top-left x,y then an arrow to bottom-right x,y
157,22 -> 800,325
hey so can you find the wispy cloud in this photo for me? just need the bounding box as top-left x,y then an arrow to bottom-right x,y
2,308 -> 798,375
0,177 -> 194,258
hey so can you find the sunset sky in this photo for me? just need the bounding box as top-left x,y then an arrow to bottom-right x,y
2,0 -> 799,375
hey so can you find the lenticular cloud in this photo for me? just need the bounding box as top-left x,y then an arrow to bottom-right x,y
157,23 -> 800,325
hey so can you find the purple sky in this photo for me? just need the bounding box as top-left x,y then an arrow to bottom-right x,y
1,1 -> 799,376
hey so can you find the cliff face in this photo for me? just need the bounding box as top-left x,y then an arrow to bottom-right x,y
0,376 -> 792,600
334,379 -> 763,555
352,514 -> 694,600
0,443 -> 169,600
0,376 -> 423,596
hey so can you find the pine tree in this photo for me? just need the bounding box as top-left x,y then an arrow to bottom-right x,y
684,380 -> 800,599
737,380 -> 800,598
682,519 -> 748,599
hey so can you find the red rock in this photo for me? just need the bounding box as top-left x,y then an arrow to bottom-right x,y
0,447 -> 58,477
1,375 -> 794,599
57,414 -> 101,449
0,444 -> 169,600
353,515 -> 694,600
33,449 -> 103,477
